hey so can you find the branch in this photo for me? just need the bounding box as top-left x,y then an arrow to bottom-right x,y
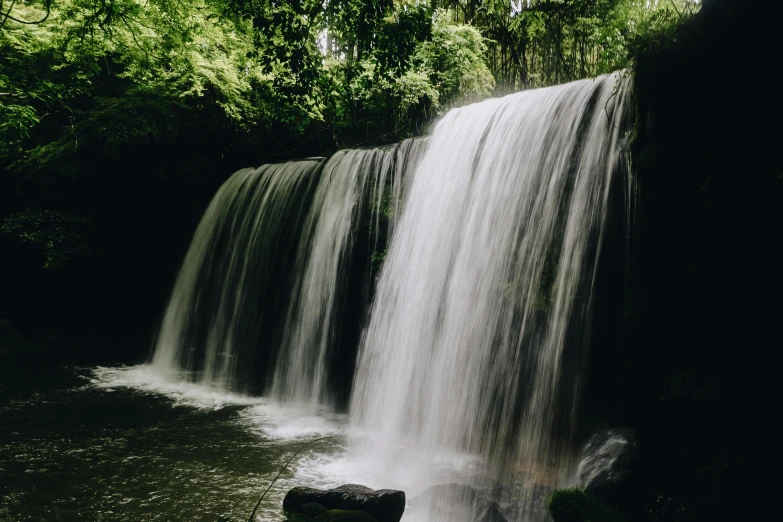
668,0 -> 683,18
1,0 -> 51,31
0,0 -> 16,31
247,435 -> 333,522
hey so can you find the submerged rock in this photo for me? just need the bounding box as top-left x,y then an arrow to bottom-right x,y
409,483 -> 508,522
283,484 -> 405,522
410,483 -> 478,510
474,500 -> 508,522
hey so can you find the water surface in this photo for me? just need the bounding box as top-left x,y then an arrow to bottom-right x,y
0,362 -> 346,522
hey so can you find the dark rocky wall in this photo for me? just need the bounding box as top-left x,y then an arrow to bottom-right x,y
583,1 -> 780,520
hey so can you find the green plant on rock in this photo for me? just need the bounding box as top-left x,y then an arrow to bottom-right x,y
546,488 -> 625,522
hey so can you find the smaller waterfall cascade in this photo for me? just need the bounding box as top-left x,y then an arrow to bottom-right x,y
150,140 -> 426,400
350,73 -> 631,521
272,139 -> 426,405
151,160 -> 322,392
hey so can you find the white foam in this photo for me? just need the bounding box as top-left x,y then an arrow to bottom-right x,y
89,364 -> 346,439
88,364 -> 486,521
237,403 -> 346,440
90,364 -> 267,410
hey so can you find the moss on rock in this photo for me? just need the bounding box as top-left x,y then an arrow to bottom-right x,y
546,488 -> 624,522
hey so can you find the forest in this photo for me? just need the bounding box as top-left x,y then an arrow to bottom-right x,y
1,1 -> 778,522
1,0 -> 697,271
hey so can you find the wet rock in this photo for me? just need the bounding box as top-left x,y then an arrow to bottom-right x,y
313,510 -> 378,522
284,510 -> 379,522
283,484 -> 404,522
410,483 -> 478,510
409,483 -> 508,522
474,499 -> 508,522
302,502 -> 328,517
576,428 -> 637,504
283,514 -> 314,522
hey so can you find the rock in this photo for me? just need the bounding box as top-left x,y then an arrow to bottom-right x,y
409,483 -> 507,522
284,508 -> 378,522
576,428 -> 637,504
283,484 -> 404,522
284,514 -> 315,522
409,483 -> 478,510
302,502 -> 328,517
474,500 -> 508,522
314,510 -> 378,522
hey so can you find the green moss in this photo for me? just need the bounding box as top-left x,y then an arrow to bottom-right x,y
546,488 -> 625,522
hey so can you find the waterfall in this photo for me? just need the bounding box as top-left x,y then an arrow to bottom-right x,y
272,139 -> 426,405
149,70 -> 632,521
151,160 -> 322,392
350,73 -> 631,520
151,140 -> 425,400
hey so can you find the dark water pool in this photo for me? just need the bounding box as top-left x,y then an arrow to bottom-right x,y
0,361 -> 347,522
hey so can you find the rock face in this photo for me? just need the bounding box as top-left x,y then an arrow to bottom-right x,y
283,484 -> 405,522
576,428 -> 637,503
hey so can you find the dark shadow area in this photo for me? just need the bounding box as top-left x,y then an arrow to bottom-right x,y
581,1 -> 780,521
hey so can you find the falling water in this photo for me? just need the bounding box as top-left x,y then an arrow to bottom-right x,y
148,71 -> 632,521
151,140 -> 425,400
151,160 -> 322,392
272,139 -> 426,405
350,73 -> 631,521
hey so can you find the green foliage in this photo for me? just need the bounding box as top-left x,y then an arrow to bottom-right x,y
0,209 -> 93,267
546,488 -> 625,522
410,10 -> 494,105
2,0 -> 492,267
1,0 -> 695,269
1,0 -> 269,122
370,250 -> 386,265
1,0 -> 494,169
317,5 -> 492,138
0,101 -> 39,157
436,0 -> 699,88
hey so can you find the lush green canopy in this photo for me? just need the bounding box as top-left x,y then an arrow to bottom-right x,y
0,0 -> 698,266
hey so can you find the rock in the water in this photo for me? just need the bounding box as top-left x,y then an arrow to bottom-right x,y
409,483 -> 507,522
576,428 -> 637,503
409,483 -> 478,511
283,484 -> 404,522
284,509 -> 378,522
284,514 -> 315,522
313,510 -> 378,522
474,500 -> 508,522
302,502 -> 328,517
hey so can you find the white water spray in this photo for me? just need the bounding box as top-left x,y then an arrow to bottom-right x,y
351,73 -> 631,521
